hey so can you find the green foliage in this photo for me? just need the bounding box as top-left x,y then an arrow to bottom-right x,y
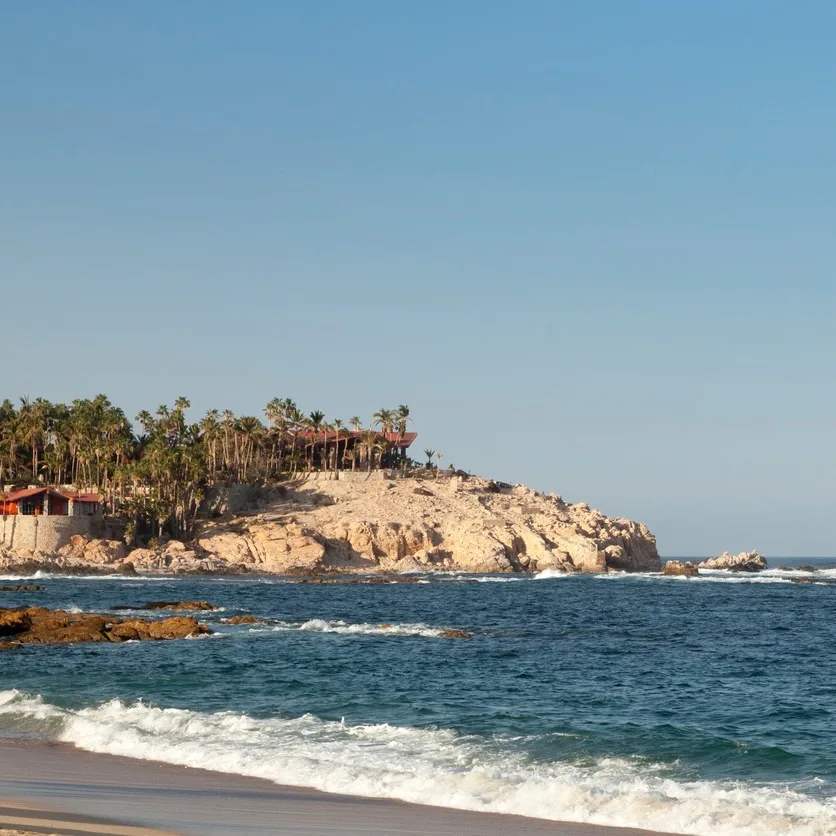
0,396 -> 425,540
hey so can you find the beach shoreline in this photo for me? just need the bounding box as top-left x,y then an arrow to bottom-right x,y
0,740 -> 673,836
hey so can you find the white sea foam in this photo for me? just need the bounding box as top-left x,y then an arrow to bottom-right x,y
589,569 -> 831,585
0,689 -> 833,835
534,569 -> 572,580
258,619 -> 457,638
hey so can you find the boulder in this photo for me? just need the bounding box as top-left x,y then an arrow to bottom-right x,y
149,617 -> 207,640
698,551 -> 767,573
438,629 -> 472,639
663,560 -> 700,577
58,536 -> 125,564
220,614 -> 267,625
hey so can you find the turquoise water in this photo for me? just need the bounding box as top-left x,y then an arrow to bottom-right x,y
1,560 -> 835,834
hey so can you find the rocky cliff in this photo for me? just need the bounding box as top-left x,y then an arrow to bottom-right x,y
0,474 -> 660,576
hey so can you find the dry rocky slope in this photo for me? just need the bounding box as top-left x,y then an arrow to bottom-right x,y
0,475 -> 661,575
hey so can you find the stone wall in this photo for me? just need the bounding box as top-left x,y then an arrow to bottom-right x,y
302,470 -> 405,482
0,515 -> 95,554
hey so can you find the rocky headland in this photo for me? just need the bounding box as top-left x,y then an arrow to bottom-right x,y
0,475 -> 660,576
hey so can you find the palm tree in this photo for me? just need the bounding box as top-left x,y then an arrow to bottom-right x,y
307,410 -> 326,471
221,410 -> 236,475
359,429 -> 384,472
332,419 -> 344,473
286,406 -> 305,475
396,405 -> 411,434
263,398 -> 288,476
373,409 -> 395,467
0,399 -> 18,488
424,448 -> 436,468
236,416 -> 264,481
373,409 -> 394,434
395,404 -> 411,468
199,410 -> 221,480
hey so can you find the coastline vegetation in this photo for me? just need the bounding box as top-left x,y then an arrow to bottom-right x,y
0,396 -> 424,538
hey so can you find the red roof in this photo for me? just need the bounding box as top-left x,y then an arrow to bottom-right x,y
65,493 -> 102,503
2,487 -> 70,502
0,488 -> 101,503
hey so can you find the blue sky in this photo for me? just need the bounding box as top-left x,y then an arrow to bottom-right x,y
2,2 -> 834,555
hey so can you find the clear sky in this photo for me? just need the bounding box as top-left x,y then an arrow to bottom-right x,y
2,2 -> 834,556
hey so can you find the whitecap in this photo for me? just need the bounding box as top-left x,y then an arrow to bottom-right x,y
259,619 -> 458,638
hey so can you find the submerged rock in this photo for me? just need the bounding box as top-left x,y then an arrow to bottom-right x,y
111,601 -> 220,612
0,585 -> 44,592
662,561 -> 700,577
0,607 -> 211,646
698,551 -> 767,573
220,614 -> 269,625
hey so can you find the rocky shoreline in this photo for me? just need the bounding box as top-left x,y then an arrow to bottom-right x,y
0,475 -> 662,577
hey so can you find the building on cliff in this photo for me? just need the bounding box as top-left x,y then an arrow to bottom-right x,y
0,487 -> 101,517
0,488 -> 105,554
298,430 -> 418,469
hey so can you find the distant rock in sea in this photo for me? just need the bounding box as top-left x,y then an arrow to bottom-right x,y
698,551 -> 767,573
662,560 -> 700,577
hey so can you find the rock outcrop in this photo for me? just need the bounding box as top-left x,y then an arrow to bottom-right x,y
58,534 -> 126,564
0,607 -> 211,646
698,551 -> 767,573
220,615 -> 269,625
0,475 -> 660,576
111,601 -> 219,612
662,560 -> 700,577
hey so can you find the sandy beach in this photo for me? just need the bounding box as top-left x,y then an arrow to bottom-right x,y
0,741 -> 672,836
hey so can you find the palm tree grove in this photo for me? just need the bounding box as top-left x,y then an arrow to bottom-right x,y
0,396 -> 424,541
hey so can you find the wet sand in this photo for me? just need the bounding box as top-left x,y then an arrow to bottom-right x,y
0,741 -> 673,836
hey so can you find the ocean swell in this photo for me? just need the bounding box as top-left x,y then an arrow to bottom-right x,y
0,690 -> 833,835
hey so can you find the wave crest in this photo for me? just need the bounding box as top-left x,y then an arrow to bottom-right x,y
0,690 -> 833,835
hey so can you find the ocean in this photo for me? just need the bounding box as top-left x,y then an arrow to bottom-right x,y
1,559 -> 835,835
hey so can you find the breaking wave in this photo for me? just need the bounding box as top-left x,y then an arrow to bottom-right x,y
0,690 -> 833,835
255,619 -> 460,638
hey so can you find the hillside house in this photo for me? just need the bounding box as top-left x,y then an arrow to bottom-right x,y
0,488 -> 101,517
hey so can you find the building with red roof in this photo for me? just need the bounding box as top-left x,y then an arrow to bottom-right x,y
0,487 -> 101,517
